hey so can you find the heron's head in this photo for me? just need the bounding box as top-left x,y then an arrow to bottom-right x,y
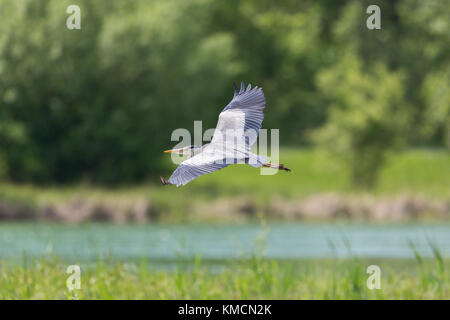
164,145 -> 201,157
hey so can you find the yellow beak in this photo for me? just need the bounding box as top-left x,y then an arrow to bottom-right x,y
164,149 -> 175,153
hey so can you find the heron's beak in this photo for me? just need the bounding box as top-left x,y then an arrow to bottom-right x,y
164,148 -> 182,154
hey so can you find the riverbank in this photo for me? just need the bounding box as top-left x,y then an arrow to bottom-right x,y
0,148 -> 448,223
0,192 -> 448,223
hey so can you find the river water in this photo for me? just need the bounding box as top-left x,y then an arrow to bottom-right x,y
0,223 -> 449,261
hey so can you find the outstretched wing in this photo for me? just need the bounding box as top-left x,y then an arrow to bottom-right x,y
167,146 -> 229,187
211,82 -> 265,149
167,82 -> 265,187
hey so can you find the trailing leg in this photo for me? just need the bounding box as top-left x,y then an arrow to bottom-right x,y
263,163 -> 291,172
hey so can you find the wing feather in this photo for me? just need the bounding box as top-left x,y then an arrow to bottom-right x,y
167,147 -> 228,186
212,81 -> 266,149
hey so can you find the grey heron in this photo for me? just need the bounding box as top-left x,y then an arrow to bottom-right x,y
160,82 -> 291,186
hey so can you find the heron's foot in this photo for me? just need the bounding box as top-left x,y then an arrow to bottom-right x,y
263,163 -> 291,172
159,176 -> 170,185
279,164 -> 291,172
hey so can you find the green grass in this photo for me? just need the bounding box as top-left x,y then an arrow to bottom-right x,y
0,148 -> 448,299
1,148 -> 449,201
0,148 -> 448,222
0,256 -> 448,299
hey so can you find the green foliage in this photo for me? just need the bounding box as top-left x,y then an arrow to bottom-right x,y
0,0 -> 448,184
422,66 -> 450,149
313,56 -> 408,188
0,0 -> 240,183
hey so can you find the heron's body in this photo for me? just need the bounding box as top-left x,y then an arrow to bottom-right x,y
161,82 -> 290,187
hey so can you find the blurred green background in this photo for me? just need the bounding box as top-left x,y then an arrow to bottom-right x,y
0,0 -> 448,187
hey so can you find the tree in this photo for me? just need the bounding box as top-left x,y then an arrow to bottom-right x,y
422,66 -> 450,149
312,56 -> 408,188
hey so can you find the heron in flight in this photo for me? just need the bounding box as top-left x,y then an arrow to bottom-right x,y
160,82 -> 291,186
